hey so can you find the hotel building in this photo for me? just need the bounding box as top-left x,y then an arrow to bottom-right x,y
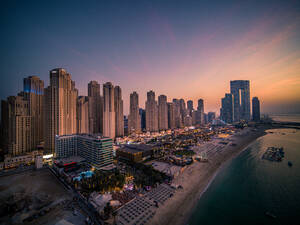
55,134 -> 113,169
44,68 -> 78,153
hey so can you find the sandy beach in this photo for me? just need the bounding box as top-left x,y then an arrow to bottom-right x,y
150,126 -> 268,225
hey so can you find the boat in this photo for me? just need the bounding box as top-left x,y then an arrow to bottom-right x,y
265,211 -> 276,219
288,161 -> 293,167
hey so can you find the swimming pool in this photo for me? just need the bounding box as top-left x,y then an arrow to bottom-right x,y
73,170 -> 94,181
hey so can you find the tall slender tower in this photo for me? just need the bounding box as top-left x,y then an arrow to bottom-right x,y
88,81 -> 102,134
252,97 -> 260,122
114,86 -> 124,137
146,90 -> 158,132
77,96 -> 89,134
103,82 -> 115,138
167,102 -> 176,129
2,95 -> 32,156
197,99 -> 205,124
128,91 -> 141,134
158,95 -> 168,130
23,76 -> 44,146
187,100 -> 193,116
179,99 -> 186,124
220,93 -> 233,123
172,99 -> 182,128
230,80 -> 250,122
44,68 -> 78,153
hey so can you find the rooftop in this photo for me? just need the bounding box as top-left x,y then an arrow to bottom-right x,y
55,133 -> 112,141
119,144 -> 153,154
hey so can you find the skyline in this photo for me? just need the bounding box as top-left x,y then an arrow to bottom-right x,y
1,0 -> 300,114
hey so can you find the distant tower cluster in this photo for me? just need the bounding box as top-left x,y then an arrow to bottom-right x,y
0,67 -> 127,157
4,68 -> 265,158
126,92 -> 207,132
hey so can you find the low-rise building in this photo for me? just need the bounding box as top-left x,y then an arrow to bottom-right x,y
116,144 -> 153,163
3,151 -> 40,169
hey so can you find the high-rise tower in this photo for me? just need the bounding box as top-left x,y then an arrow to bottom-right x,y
103,82 -> 115,138
114,86 -> 124,137
252,97 -> 260,122
146,90 -> 158,132
23,76 -> 44,146
230,80 -> 250,122
179,99 -> 186,125
197,99 -> 205,124
88,81 -> 102,134
2,95 -> 32,156
220,93 -> 234,123
158,95 -> 168,130
128,91 -> 141,134
77,96 -> 89,134
172,99 -> 182,128
167,102 -> 176,129
187,100 -> 193,116
44,68 -> 78,153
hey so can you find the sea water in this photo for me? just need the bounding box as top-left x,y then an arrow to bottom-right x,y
188,128 -> 300,225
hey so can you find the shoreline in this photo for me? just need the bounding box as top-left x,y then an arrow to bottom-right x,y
150,126 -> 269,225
183,130 -> 267,225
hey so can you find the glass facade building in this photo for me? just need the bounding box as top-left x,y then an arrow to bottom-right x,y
55,134 -> 113,169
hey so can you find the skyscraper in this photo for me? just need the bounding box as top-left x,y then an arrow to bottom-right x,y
158,95 -> 168,130
103,82 -> 115,139
139,108 -> 146,131
146,90 -> 158,132
172,99 -> 182,128
23,76 -> 44,146
230,80 -> 250,122
167,102 -> 176,129
114,86 -> 124,137
197,99 -> 205,124
179,99 -> 186,124
128,91 -> 141,134
220,93 -> 234,123
44,68 -> 78,153
88,81 -> 102,134
2,95 -> 33,156
184,115 -> 192,127
187,100 -> 193,116
207,112 -> 216,123
77,96 -> 89,134
252,97 -> 260,122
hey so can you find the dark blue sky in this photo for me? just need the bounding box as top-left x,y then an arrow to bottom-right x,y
1,0 -> 300,114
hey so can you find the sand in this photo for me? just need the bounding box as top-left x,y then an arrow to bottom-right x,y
150,127 -> 267,225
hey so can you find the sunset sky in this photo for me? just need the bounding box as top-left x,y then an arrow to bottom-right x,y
1,0 -> 299,115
